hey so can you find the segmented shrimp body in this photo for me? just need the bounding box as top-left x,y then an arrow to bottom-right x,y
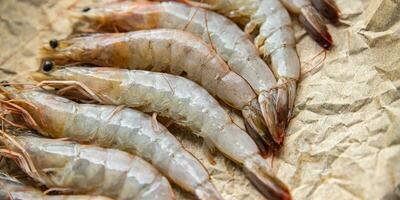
32,67 -> 291,200
0,135 -> 174,200
72,1 -> 282,145
2,89 -> 221,200
0,173 -> 112,200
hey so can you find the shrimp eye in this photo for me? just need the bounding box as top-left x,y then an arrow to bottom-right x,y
82,7 -> 91,12
49,39 -> 58,49
0,80 -> 10,87
42,60 -> 54,72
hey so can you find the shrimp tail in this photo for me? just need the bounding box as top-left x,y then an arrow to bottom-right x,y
276,77 -> 297,141
286,79 -> 297,121
258,91 -> 284,145
276,79 -> 288,144
311,0 -> 340,24
243,155 -> 291,200
242,106 -> 269,157
298,5 -> 332,49
195,181 -> 223,200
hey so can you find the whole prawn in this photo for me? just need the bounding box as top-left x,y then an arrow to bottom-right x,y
40,29 -> 272,152
71,1 -> 285,145
0,134 -> 175,200
0,87 -> 221,200
181,0 -> 339,48
31,66 -> 291,200
0,172 -> 113,200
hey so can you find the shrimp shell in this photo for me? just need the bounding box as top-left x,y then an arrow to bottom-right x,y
32,67 -> 291,200
1,88 -> 221,200
71,1 -> 282,144
0,134 -> 174,200
0,172 -> 112,200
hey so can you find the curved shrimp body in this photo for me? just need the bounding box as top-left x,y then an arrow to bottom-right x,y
0,174 -> 112,200
0,135 -> 174,200
186,0 -> 336,48
279,0 -> 333,48
247,0 -> 301,142
32,67 -> 291,200
3,90 -> 221,200
72,1 -> 281,145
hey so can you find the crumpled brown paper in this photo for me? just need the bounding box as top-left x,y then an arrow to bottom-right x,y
0,0 -> 399,199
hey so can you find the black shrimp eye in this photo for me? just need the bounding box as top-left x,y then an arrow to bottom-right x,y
49,39 -> 58,49
82,7 -> 91,12
42,60 -> 54,72
0,80 -> 10,87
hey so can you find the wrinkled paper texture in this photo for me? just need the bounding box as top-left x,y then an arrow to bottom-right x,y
0,0 -> 399,199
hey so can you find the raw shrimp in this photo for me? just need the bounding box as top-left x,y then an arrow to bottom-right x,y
71,1 -> 284,145
31,67 -> 291,200
180,0 -> 337,48
39,29 -> 271,152
247,0 -> 300,136
0,88 -> 221,200
0,172 -> 113,200
0,134 -> 175,200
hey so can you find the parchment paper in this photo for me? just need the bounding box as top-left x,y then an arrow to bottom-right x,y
0,0 -> 399,199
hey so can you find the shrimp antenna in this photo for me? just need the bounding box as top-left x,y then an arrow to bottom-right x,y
0,100 -> 41,131
36,80 -> 108,104
300,49 -> 327,80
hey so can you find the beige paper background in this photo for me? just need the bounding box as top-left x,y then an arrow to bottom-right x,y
0,0 -> 399,199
